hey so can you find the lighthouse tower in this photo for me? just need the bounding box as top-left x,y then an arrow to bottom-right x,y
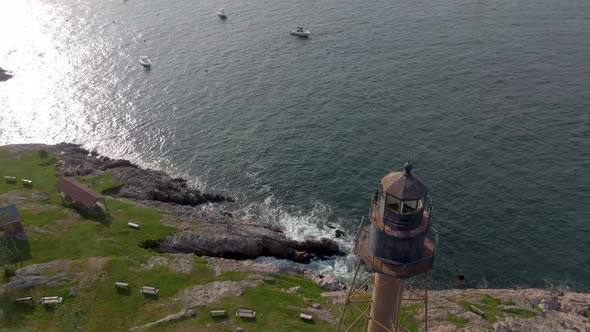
337,162 -> 438,332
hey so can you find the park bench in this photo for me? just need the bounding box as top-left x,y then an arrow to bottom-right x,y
470,305 -> 485,317
209,309 -> 227,317
127,222 -> 140,229
300,313 -> 313,321
4,176 -> 16,183
21,179 -> 33,187
140,286 -> 159,295
114,282 -> 129,289
236,308 -> 256,318
39,296 -> 63,304
15,296 -> 33,304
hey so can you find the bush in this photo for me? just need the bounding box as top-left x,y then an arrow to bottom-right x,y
138,239 -> 162,251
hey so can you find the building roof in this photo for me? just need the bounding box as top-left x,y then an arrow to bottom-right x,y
57,177 -> 104,208
381,162 -> 430,200
0,205 -> 21,227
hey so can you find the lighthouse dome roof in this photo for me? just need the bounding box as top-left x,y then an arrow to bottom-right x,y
381,162 -> 430,200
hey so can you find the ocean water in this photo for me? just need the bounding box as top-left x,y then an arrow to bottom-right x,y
1,0 -> 589,290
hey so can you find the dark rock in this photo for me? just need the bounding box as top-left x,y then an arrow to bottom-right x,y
335,229 -> 345,238
160,222 -> 343,264
293,251 -> 311,264
220,210 -> 233,218
4,274 -> 73,289
49,143 -> 232,206
304,238 -> 344,258
101,159 -> 136,170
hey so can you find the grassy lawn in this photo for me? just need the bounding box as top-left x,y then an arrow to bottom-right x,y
0,149 -> 61,203
156,278 -> 334,332
10,197 -> 175,265
457,294 -> 537,324
0,149 -> 345,331
76,173 -> 124,195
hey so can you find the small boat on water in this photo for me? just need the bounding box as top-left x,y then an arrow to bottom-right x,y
139,56 -> 151,68
290,27 -> 310,38
217,8 -> 227,19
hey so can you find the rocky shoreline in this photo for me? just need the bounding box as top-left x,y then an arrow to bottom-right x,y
3,143 -> 344,264
2,143 -> 590,331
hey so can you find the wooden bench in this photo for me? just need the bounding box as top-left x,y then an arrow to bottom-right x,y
15,296 -> 33,303
470,305 -> 485,317
21,179 -> 33,187
4,176 -> 16,183
209,309 -> 227,317
140,286 -> 159,295
39,296 -> 63,304
300,313 -> 313,321
114,282 -> 129,289
236,308 -> 256,318
127,222 -> 140,229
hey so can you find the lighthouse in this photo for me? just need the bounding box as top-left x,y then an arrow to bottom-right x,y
337,162 -> 438,332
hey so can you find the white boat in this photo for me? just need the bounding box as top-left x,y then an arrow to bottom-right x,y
139,56 -> 151,68
217,8 -> 227,19
290,27 -> 310,38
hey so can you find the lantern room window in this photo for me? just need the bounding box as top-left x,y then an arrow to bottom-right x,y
385,195 -> 401,213
385,195 -> 424,215
401,199 -> 423,214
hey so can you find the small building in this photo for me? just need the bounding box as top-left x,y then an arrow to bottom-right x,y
0,205 -> 24,234
56,177 -> 109,214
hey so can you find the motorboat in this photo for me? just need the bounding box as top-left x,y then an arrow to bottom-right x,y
290,27 -> 310,38
139,56 -> 151,68
217,8 -> 227,19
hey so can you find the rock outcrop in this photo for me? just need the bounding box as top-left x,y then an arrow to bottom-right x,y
49,143 -> 232,205
427,288 -> 590,332
174,280 -> 262,309
160,221 -> 344,263
129,308 -> 196,331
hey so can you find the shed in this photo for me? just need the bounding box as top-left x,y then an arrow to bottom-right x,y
56,177 -> 109,213
0,205 -> 24,234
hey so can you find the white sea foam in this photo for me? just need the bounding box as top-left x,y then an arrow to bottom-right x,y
239,195 -> 360,280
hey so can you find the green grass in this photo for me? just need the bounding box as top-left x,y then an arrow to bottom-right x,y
0,149 -> 60,199
178,283 -> 331,332
503,300 -> 516,306
458,295 -> 538,324
399,303 -> 422,332
503,308 -> 537,318
70,257 -> 215,330
446,312 -> 469,328
480,294 -> 502,306
0,149 -> 343,332
76,173 -> 124,194
10,198 -> 174,265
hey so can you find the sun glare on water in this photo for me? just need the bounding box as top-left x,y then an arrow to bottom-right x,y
0,0 -> 121,148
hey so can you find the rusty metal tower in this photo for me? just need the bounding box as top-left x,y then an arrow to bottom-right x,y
337,162 -> 438,332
